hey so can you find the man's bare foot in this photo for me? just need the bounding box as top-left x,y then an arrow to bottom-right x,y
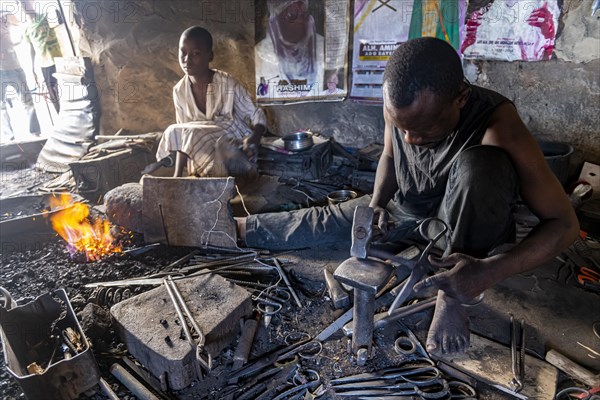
426,291 -> 470,355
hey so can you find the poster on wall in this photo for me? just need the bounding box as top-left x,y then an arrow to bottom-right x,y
461,0 -> 560,61
255,0 -> 350,104
351,0 -> 466,104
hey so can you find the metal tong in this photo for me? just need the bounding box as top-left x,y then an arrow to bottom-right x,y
509,314 -> 525,393
163,275 -> 212,379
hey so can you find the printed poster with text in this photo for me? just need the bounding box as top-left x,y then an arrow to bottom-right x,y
255,0 -> 350,105
351,0 -> 466,104
461,0 -> 560,61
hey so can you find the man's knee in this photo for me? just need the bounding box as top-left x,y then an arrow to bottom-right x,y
450,145 -> 516,186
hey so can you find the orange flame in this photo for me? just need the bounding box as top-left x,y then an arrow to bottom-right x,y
47,193 -> 121,261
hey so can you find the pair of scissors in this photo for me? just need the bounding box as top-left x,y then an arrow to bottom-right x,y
388,217 -> 448,314
394,320 -> 430,361
331,378 -> 448,398
329,357 -> 442,387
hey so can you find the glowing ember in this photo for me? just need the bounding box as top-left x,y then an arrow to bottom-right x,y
47,193 -> 121,261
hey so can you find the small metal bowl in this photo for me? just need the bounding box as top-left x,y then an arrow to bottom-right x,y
282,131 -> 314,152
327,190 -> 358,205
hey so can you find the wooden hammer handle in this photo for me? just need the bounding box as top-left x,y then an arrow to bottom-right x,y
545,349 -> 600,387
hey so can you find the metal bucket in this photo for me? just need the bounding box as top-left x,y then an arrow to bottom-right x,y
0,288 -> 100,400
538,140 -> 574,186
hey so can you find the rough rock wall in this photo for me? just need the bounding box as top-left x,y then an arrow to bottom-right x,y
74,0 -> 255,135
76,0 -> 598,171
464,0 -> 600,172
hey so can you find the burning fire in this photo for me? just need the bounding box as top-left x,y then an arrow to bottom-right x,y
47,193 -> 121,261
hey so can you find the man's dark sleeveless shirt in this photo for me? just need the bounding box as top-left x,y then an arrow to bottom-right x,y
391,85 -> 511,217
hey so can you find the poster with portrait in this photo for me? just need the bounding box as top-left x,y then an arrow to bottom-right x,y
351,0 -> 466,104
461,0 -> 560,61
255,0 -> 350,104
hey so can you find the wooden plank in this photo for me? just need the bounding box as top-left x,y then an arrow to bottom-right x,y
141,176 -> 237,248
434,334 -> 557,400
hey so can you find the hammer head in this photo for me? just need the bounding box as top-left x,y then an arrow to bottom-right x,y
350,206 -> 374,259
334,257 -> 393,293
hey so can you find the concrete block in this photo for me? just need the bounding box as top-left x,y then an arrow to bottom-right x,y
110,274 -> 252,390
141,176 -> 238,248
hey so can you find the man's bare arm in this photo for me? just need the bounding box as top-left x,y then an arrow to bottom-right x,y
416,103 -> 579,301
481,103 -> 579,280
370,109 -> 399,207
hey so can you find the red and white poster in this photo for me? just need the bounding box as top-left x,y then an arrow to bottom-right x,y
461,0 -> 560,61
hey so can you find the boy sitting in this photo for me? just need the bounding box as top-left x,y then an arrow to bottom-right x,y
147,26 -> 267,178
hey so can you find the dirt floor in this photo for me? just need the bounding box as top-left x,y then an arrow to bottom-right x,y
1,166 -> 599,400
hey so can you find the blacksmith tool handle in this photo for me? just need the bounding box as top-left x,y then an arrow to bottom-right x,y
110,363 -> 160,400
227,336 -> 312,381
163,276 -> 212,375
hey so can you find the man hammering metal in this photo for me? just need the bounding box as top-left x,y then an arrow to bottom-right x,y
236,37 -> 579,356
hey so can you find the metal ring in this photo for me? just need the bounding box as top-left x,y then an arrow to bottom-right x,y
593,321 -> 600,340
284,331 -> 310,345
555,387 -> 590,399
268,287 -> 291,302
292,368 -> 320,385
298,340 -> 323,359
255,301 -> 282,315
394,336 -> 417,356
448,380 -> 477,398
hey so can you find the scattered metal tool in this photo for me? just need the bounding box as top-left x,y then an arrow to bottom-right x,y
388,217 -> 448,314
323,268 -> 350,309
110,363 -> 160,400
227,332 -> 314,382
273,258 -> 303,308
509,314 -> 525,393
393,320 -> 430,361
330,358 -> 447,398
162,276 -> 212,380
342,297 -> 437,338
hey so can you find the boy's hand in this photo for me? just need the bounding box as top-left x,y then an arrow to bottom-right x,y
242,135 -> 259,162
242,125 -> 265,162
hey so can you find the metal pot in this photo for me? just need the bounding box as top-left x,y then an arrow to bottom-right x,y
327,190 -> 358,205
282,131 -> 314,152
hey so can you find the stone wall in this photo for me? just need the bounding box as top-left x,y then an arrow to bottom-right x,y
74,0 -> 599,177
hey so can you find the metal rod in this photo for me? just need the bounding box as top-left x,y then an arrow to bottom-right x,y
98,377 -> 120,400
273,258 -> 302,308
110,363 -> 160,400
